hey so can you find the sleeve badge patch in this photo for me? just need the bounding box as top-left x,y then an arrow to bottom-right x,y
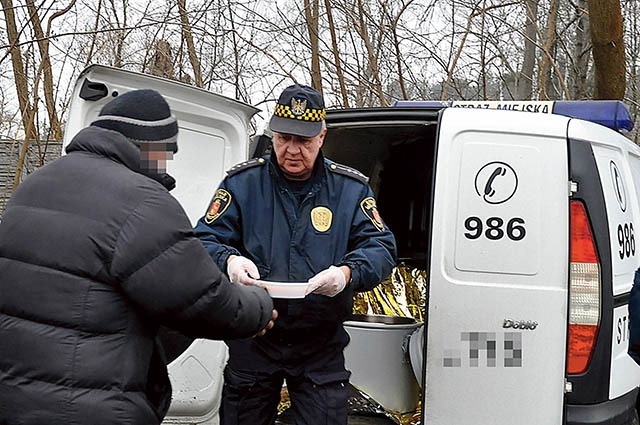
360,197 -> 385,232
204,189 -> 232,224
311,206 -> 333,232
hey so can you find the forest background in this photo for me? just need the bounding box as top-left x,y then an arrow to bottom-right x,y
0,0 -> 639,213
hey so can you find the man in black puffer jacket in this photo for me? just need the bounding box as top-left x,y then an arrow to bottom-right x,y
0,89 -> 276,425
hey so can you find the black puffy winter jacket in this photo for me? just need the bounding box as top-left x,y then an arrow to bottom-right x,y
0,126 -> 274,425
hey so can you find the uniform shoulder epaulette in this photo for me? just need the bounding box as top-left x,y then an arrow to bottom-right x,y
327,161 -> 369,184
226,157 -> 267,176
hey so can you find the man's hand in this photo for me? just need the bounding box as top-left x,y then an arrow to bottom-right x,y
227,255 -> 260,286
254,309 -> 278,337
306,265 -> 349,297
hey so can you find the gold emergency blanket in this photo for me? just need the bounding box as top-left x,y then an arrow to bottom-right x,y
278,385 -> 422,425
277,263 -> 427,425
352,262 -> 426,425
353,262 -> 427,323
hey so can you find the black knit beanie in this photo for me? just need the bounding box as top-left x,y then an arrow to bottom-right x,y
91,89 -> 178,153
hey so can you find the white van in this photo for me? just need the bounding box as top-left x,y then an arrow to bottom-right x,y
64,64 -> 640,425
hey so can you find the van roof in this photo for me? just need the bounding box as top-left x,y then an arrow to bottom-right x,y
393,100 -> 634,132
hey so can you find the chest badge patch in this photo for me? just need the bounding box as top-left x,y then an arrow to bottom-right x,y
204,188 -> 232,224
360,197 -> 385,232
311,206 -> 332,232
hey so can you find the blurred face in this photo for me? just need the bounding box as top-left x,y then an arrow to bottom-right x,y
140,143 -> 174,173
272,128 -> 326,181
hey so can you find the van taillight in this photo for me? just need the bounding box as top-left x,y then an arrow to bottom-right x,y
567,201 -> 600,374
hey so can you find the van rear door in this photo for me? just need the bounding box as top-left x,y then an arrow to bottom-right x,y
425,107 -> 570,424
64,64 -> 258,225
64,64 -> 258,424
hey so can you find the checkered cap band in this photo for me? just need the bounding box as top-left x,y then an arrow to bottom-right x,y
273,103 -> 326,122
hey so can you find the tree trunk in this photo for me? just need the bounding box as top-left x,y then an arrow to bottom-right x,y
353,0 -> 387,106
1,0 -> 39,189
108,0 -> 126,68
386,0 -> 415,101
517,0 -> 537,100
325,0 -> 349,106
150,39 -> 175,79
538,0 -> 557,100
25,0 -> 68,141
226,0 -> 242,100
304,0 -> 322,91
572,0 -> 591,99
588,0 -> 626,99
177,0 -> 203,87
85,0 -> 102,66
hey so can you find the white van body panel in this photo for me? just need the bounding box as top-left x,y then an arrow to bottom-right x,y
569,121 -> 640,297
611,304 -> 640,400
425,108 -> 570,424
568,120 -> 640,400
161,340 -> 228,425
64,65 -> 259,425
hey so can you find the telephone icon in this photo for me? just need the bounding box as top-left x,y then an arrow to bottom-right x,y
474,161 -> 518,205
484,167 -> 506,198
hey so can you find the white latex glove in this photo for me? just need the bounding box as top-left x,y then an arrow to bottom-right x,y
227,255 -> 260,285
306,265 -> 347,297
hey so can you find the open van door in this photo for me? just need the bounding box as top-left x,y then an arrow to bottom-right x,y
424,107 -> 570,424
64,65 -> 259,225
64,65 -> 259,425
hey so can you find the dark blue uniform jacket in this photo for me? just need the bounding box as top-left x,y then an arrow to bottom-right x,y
194,153 -> 397,345
629,269 -> 640,364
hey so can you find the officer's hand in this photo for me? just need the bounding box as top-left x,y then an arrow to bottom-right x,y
306,265 -> 349,297
227,255 -> 260,286
254,309 -> 278,337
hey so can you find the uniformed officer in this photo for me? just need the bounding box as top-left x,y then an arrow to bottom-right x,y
194,84 -> 397,425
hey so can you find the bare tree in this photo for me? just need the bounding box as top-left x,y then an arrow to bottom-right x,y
588,0 -> 626,99
441,2 -> 518,101
303,0 -> 322,91
2,0 -> 640,181
2,0 -> 38,189
150,39 -> 175,79
84,0 -> 103,66
571,0 -> 591,99
177,0 -> 203,87
25,0 -> 74,141
538,0 -> 557,100
382,0 -> 415,101
517,0 -> 537,100
108,0 -> 127,67
622,0 -> 639,142
324,0 -> 349,106
351,0 -> 388,106
225,0 -> 242,100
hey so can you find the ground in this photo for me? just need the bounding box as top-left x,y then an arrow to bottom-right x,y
274,385 -> 408,425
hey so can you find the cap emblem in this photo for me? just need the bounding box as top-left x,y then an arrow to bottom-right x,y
291,98 -> 307,116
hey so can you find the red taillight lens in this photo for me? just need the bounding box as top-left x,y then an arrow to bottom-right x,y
570,202 -> 598,263
567,201 -> 600,374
